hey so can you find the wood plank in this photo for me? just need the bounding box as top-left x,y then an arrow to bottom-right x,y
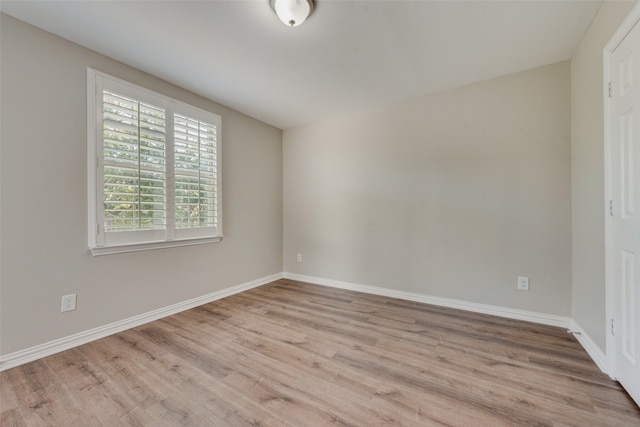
1,280 -> 639,426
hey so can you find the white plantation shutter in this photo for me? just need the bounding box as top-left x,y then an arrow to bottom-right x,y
88,69 -> 222,254
102,91 -> 167,232
174,113 -> 219,232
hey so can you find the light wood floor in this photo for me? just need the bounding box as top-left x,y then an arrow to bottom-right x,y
1,279 -> 639,426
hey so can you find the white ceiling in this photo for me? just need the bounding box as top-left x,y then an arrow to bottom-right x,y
1,0 -> 603,129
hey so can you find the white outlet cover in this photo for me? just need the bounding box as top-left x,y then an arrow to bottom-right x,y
61,293 -> 77,312
517,276 -> 529,291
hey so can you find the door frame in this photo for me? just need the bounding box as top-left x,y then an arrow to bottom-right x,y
604,0 -> 640,380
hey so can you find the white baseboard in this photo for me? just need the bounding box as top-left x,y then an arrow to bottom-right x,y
2,271 -> 610,377
568,319 -> 609,375
0,273 -> 283,372
283,272 -> 572,328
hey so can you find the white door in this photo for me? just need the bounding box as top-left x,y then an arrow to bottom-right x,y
611,17 -> 640,407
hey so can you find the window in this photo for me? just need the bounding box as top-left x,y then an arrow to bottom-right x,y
87,69 -> 222,255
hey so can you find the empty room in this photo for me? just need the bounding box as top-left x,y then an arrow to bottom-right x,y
1,0 -> 639,425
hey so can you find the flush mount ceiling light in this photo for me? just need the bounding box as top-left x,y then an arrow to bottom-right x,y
270,0 -> 315,27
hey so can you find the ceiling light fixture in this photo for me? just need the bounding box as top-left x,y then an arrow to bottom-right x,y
270,0 -> 315,27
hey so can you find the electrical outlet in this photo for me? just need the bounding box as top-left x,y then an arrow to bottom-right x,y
517,276 -> 529,291
297,253 -> 303,263
61,293 -> 77,312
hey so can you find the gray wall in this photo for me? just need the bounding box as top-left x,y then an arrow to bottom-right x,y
284,62 -> 572,316
570,1 -> 636,352
0,14 -> 283,355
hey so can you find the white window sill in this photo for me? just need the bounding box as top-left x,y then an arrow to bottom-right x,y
90,236 -> 223,256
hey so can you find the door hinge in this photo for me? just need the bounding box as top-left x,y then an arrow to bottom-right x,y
611,318 -> 615,336
610,200 -> 614,216
608,81 -> 613,98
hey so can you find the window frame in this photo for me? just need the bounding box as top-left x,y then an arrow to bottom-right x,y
87,68 -> 223,256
